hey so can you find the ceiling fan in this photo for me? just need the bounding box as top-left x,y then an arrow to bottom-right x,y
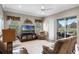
40,5 -> 52,11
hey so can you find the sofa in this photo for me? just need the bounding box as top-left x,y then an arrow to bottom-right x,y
42,36 -> 77,54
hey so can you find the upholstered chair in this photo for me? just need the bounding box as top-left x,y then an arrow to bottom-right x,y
38,31 -> 48,40
43,36 -> 77,54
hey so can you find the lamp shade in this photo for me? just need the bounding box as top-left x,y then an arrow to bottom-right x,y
2,29 -> 16,42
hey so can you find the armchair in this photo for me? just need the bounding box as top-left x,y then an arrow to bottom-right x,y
43,36 -> 77,54
37,31 -> 48,40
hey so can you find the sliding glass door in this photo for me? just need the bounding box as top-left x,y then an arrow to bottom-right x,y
66,17 -> 77,37
57,19 -> 66,39
57,16 -> 77,39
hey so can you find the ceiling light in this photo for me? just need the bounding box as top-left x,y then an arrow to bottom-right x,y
41,5 -> 45,10
41,5 -> 45,14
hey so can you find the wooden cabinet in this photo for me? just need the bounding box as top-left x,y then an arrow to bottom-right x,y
2,29 -> 16,54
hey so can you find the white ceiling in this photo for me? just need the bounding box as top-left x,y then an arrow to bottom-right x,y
2,4 -> 79,17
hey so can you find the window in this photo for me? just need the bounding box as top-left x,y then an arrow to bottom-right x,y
0,17 -> 4,35
57,16 -> 77,39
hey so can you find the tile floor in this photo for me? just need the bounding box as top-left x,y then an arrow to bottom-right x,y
13,40 -> 53,54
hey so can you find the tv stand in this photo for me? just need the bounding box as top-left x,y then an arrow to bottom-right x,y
20,32 -> 37,42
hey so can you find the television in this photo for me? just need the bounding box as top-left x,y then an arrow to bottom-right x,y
21,25 -> 35,33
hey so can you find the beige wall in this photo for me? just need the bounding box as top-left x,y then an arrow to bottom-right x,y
4,11 -> 43,35
0,5 -> 3,16
4,11 -> 42,28
0,5 -> 4,20
44,6 -> 79,44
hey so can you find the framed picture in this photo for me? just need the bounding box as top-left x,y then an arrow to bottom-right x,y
7,16 -> 20,21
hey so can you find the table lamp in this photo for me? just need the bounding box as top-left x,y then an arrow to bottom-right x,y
2,29 -> 16,54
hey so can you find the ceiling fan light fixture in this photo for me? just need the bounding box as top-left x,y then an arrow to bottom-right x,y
41,5 -> 45,10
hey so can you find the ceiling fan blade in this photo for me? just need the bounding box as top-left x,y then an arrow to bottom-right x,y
45,8 -> 52,10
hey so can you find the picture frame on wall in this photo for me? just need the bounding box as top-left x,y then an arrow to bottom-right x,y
7,16 -> 20,21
